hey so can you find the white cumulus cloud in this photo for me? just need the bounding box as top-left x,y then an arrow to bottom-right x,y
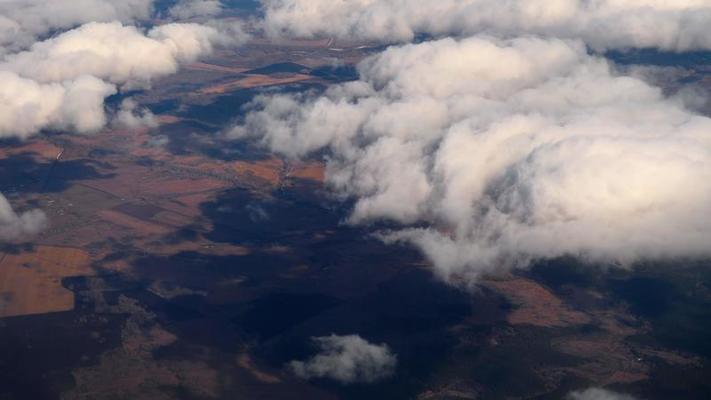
233,36 -> 711,284
289,334 -> 397,384
0,72 -> 116,139
0,0 -> 155,54
114,98 -> 158,129
1,21 -> 238,85
0,20 -> 245,139
0,194 -> 47,241
260,0 -> 711,51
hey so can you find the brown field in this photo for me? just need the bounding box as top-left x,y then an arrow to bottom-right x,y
187,61 -> 249,75
0,246 -> 93,318
140,177 -> 228,197
46,218 -> 125,250
0,140 -> 62,160
198,73 -> 313,95
247,37 -> 333,48
484,277 -> 590,327
636,347 -> 702,366
32,128 -> 296,261
206,158 -> 324,187
98,210 -> 172,236
232,158 -> 284,186
144,234 -> 252,257
542,303 -> 699,386
149,210 -> 195,228
159,192 -> 216,217
77,164 -> 153,199
80,164 -> 229,200
289,161 -> 326,182
552,336 -> 649,385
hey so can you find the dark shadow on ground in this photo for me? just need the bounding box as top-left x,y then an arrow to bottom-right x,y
0,152 -> 114,195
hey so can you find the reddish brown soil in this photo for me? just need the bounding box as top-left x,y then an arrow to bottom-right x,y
198,74 -> 313,95
0,246 -> 93,318
484,277 -> 590,327
187,62 -> 249,74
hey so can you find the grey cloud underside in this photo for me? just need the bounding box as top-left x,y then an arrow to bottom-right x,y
261,0 -> 711,51
233,36 -> 711,284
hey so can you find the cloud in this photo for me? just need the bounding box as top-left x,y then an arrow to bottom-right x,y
260,0 -> 711,51
233,36 -> 711,284
0,194 -> 47,241
114,99 -> 158,129
0,72 -> 116,139
0,0 -> 155,54
0,20 -> 245,139
168,0 -> 224,20
568,388 -> 638,400
289,334 -> 397,384
1,21 -> 239,86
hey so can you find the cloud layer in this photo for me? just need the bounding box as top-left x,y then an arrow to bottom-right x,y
233,36 -> 711,283
289,334 -> 397,383
261,0 -> 711,51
